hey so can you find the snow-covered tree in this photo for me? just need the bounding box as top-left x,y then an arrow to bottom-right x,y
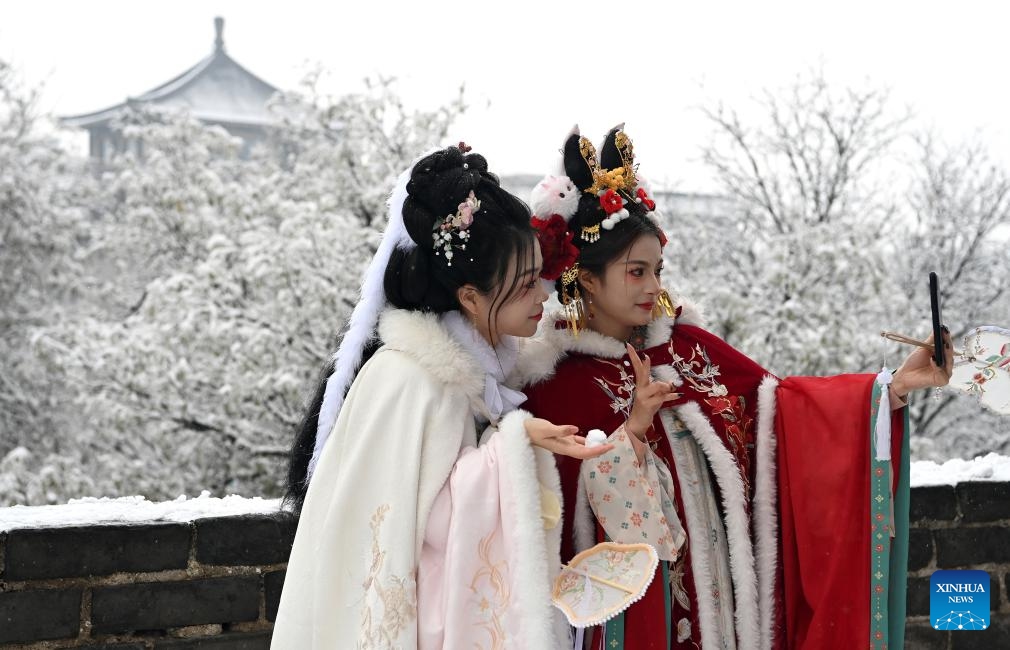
679,72 -> 905,377
5,60 -> 1006,505
674,71 -> 1010,460
0,59 -> 96,479
890,134 -> 1010,460
5,75 -> 465,505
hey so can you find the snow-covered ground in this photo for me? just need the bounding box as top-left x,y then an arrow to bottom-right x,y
2,454 -> 1009,531
0,490 -> 283,531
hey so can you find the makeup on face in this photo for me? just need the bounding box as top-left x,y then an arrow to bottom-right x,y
489,248 -> 548,341
584,235 -> 665,338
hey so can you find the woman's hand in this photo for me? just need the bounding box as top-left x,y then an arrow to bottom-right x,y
625,343 -> 680,441
891,330 -> 955,398
524,417 -> 614,459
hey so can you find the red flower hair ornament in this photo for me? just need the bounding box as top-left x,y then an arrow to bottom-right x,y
636,187 -> 656,211
599,188 -> 633,230
529,174 -> 581,280
600,188 -> 624,215
531,214 -> 579,281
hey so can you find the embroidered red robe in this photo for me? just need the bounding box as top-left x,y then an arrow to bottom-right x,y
522,319 -> 908,650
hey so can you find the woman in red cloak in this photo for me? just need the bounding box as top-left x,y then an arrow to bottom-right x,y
517,125 -> 952,650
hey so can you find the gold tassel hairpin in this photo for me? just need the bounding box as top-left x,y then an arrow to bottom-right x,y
560,265 -> 587,336
652,289 -> 676,319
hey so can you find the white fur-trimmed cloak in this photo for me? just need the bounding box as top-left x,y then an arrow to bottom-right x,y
272,309 -> 569,649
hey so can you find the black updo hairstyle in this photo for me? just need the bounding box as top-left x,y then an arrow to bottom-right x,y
555,126 -> 664,297
385,145 -> 538,320
285,144 -> 537,513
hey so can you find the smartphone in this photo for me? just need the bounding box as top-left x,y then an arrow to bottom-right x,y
929,271 -> 945,368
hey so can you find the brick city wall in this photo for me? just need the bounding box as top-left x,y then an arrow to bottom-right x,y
905,481 -> 1010,649
0,513 -> 294,649
2,484 -> 1008,649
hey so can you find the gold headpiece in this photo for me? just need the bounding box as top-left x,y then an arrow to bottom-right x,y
560,264 -> 587,336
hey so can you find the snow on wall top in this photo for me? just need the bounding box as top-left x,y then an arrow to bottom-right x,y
0,491 -> 283,531
3,454 -> 1010,531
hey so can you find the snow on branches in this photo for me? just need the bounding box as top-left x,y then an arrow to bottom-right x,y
1,68 -> 465,505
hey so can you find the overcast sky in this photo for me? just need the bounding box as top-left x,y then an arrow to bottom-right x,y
3,1 -> 1010,190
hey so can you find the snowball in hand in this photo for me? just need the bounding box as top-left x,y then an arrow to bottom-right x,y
586,429 -> 608,448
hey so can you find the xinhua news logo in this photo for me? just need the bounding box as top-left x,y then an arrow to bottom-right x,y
930,570 -> 990,631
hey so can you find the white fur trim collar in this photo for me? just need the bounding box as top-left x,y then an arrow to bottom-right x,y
512,294 -> 706,386
378,309 -> 486,405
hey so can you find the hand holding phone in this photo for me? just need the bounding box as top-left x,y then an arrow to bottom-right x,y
929,271 -> 945,368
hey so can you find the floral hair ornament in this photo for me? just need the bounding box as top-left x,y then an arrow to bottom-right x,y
635,187 -> 656,211
599,188 -> 631,230
531,214 -> 580,281
528,169 -> 588,333
655,226 -> 669,247
529,173 -> 581,276
633,176 -> 667,246
457,141 -> 473,169
432,190 -> 480,266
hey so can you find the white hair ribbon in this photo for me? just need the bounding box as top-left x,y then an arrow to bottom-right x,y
307,157 -> 424,482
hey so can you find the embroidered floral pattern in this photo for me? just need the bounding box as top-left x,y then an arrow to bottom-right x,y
705,394 -> 755,497
668,549 -> 691,611
677,617 -> 692,643
960,328 -> 1010,400
359,504 -> 417,649
592,358 -> 637,417
669,342 -> 727,397
469,530 -> 510,649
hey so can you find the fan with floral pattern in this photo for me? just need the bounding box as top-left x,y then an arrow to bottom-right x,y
950,326 -> 1010,414
883,326 -> 1010,415
552,542 -> 659,629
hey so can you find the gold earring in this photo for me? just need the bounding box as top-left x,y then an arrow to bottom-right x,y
560,266 -> 587,336
562,285 -> 588,336
652,289 -> 676,319
587,293 -> 595,319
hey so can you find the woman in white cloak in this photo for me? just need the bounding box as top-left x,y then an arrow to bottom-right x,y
272,144 -> 611,649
